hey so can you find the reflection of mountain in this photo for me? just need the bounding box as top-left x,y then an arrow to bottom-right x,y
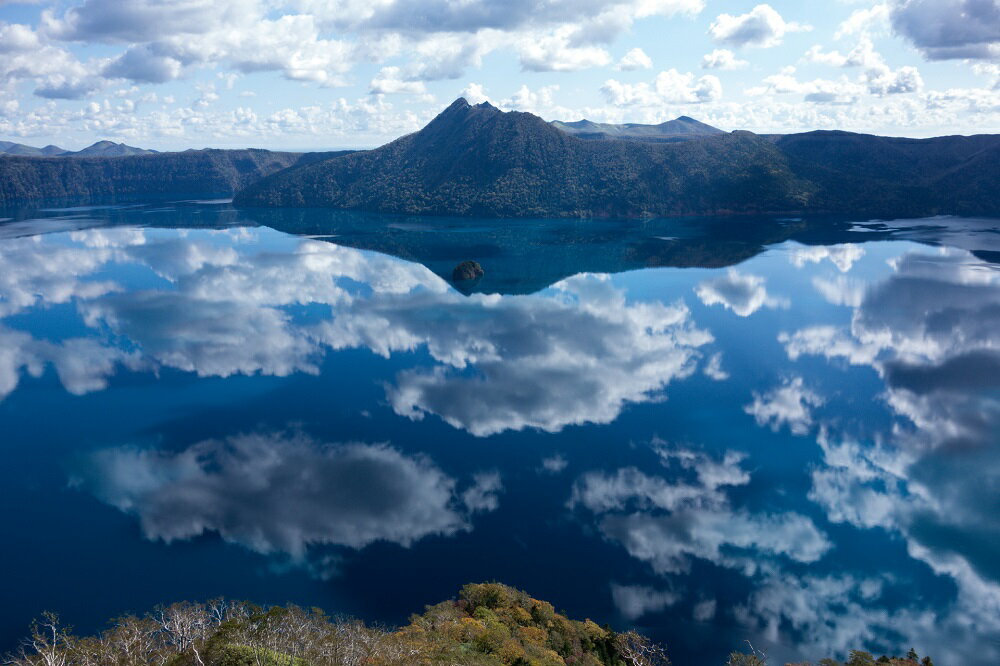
248,207 -> 851,294
0,227 -> 711,436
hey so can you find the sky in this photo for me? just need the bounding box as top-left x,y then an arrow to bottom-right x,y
0,0 -> 998,151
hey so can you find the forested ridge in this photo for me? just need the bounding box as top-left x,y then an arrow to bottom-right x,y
6,583 -> 936,666
0,149 -> 351,205
234,98 -> 1000,219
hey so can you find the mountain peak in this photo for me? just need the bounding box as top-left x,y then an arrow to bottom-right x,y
73,140 -> 155,157
551,116 -> 723,141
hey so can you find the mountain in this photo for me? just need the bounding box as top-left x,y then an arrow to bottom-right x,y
0,149 -> 337,205
0,139 -> 152,157
72,140 -> 156,157
551,116 -> 725,141
0,141 -> 68,156
234,98 -> 812,217
235,98 -> 1000,219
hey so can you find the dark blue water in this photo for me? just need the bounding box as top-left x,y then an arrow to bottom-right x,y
1,201 -> 999,665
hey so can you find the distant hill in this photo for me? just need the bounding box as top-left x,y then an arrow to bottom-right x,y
0,139 -> 153,158
0,149 -> 340,205
234,98 -> 1000,219
0,141 -> 69,156
551,116 -> 724,141
71,140 -> 156,157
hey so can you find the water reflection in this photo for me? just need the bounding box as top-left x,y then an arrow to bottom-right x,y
0,227 -> 712,436
1,204 -> 1000,665
78,432 -> 500,569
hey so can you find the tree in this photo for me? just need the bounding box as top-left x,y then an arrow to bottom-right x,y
727,641 -> 767,666
846,651 -> 875,666
614,630 -> 669,666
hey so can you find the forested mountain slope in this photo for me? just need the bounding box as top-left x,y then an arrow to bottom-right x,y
0,149 -> 350,205
235,99 -> 812,217
235,98 -> 1000,219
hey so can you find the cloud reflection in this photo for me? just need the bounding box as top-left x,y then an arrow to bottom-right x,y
0,228 -> 712,436
80,432 -> 498,560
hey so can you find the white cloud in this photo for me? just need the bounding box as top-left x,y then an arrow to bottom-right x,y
701,48 -> 748,70
602,69 -> 722,106
746,66 -> 864,104
571,444 -> 830,576
460,82 -> 491,105
695,270 -> 787,317
461,471 -> 503,512
692,598 -> 716,621
835,3 -> 890,40
703,352 -> 729,380
369,66 -> 428,95
370,275 -> 712,436
80,433 -> 488,559
709,4 -> 811,49
789,243 -> 865,272
618,47 -> 653,70
610,584 -> 679,620
519,30 -> 612,72
811,275 -> 868,307
540,454 -> 569,474
744,376 -> 824,435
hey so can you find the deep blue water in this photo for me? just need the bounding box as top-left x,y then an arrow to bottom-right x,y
1,201 -> 999,665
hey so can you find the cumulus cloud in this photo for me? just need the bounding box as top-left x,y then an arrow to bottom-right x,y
703,352 -> 729,380
709,4 -> 811,49
461,471 -> 504,512
571,444 -> 830,576
103,45 -> 184,84
79,432 -> 487,558
701,48 -> 748,70
610,584 -> 679,620
40,0 -> 256,43
617,47 -> 653,70
540,454 -> 569,474
0,224 -> 714,438
307,0 -> 704,36
364,275 -> 712,436
789,243 -> 865,272
889,0 -> 1000,61
519,30 -> 612,72
811,275 -> 868,307
369,66 -> 428,95
602,69 -> 722,106
695,270 -> 787,317
836,3 -> 891,40
746,66 -> 864,104
804,39 -> 923,96
744,376 -> 824,435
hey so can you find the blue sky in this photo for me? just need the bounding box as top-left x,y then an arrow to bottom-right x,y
0,0 -> 997,150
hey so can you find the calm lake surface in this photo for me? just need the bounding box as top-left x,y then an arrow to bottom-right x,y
1,201 -> 999,665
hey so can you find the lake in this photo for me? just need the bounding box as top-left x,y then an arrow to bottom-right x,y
1,200 -> 998,665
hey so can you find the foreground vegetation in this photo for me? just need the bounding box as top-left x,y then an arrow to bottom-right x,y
5,583 -> 935,666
